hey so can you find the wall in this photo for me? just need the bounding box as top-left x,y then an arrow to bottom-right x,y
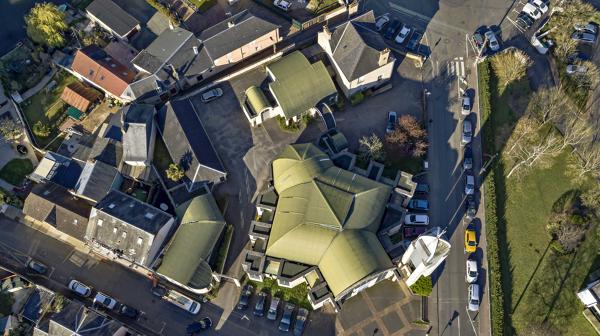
212,29 -> 280,67
345,60 -> 395,97
146,217 -> 175,267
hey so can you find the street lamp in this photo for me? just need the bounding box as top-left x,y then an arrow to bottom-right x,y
480,152 -> 499,175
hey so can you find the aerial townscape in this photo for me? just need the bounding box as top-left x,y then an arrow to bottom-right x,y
2,0 -> 600,335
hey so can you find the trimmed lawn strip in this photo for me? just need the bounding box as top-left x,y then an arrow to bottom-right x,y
249,278 -> 312,310
0,159 -> 33,186
187,0 -> 217,12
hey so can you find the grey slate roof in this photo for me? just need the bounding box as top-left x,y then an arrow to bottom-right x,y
89,137 -> 123,167
86,0 -> 139,37
23,182 -> 91,241
74,160 -> 120,203
328,11 -> 391,81
29,151 -> 84,189
199,10 -> 280,60
47,300 -> 126,336
121,104 -> 155,164
156,99 -> 226,190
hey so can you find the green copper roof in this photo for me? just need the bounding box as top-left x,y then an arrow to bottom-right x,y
266,143 -> 393,297
267,51 -> 337,119
245,86 -> 270,115
157,193 -> 226,290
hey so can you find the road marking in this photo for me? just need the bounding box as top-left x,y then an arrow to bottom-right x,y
449,61 -> 455,77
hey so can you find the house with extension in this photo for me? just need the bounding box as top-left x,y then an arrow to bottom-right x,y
399,227 -> 451,287
156,99 -> 226,192
577,271 -> 600,332
23,182 -> 92,242
241,51 -> 338,126
156,188 -> 226,294
85,0 -> 140,40
85,190 -> 175,267
121,104 -> 156,167
196,10 -> 281,77
243,144 -> 399,311
318,11 -> 395,98
70,45 -> 136,102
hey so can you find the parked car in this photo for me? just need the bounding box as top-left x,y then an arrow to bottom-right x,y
273,0 -> 291,11
151,285 -> 167,298
468,284 -> 480,311
484,30 -> 500,51
93,292 -> 118,310
375,14 -> 390,31
465,173 -> 475,195
27,259 -> 48,274
461,94 -> 471,116
407,199 -> 429,211
465,195 -> 477,220
69,280 -> 92,297
186,317 -> 212,334
464,226 -> 477,253
466,259 -> 479,283
516,12 -> 534,30
530,0 -> 548,13
472,32 -> 485,50
572,31 -> 596,43
463,145 -> 473,170
566,64 -> 588,74
574,23 -> 598,35
406,31 -> 423,51
163,290 -> 201,314
200,87 -> 223,103
254,292 -> 267,317
384,20 -> 402,40
415,183 -> 429,194
294,308 -> 309,336
462,119 -> 473,145
394,24 -> 412,44
386,111 -> 397,133
278,303 -> 295,332
404,214 -> 429,226
118,304 -> 139,318
404,226 -> 427,239
567,51 -> 591,63
237,284 -> 253,310
523,3 -> 542,20
267,297 -> 280,320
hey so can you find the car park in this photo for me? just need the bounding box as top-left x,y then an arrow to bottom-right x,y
461,119 -> 473,145
93,292 -> 118,310
267,297 -> 280,320
530,0 -> 548,14
465,195 -> 477,220
464,226 -> 477,253
404,213 -> 429,226
200,87 -> 223,103
574,23 -> 598,35
384,20 -> 402,40
415,183 -> 429,194
163,290 -> 201,314
237,284 -> 253,310
466,259 -> 479,283
395,24 -> 412,44
278,303 -> 295,332
463,145 -> 473,170
465,173 -> 475,195
375,14 -> 390,31
406,31 -> 423,52
69,280 -> 92,297
386,111 -> 397,133
27,259 -> 48,274
273,0 -> 291,11
523,3 -> 542,20
254,292 -> 267,317
468,284 -> 480,311
408,199 -> 429,211
118,304 -> 139,318
566,64 -> 587,74
461,94 -> 471,116
294,308 -> 308,336
572,31 -> 596,44
516,12 -> 534,30
484,30 -> 500,51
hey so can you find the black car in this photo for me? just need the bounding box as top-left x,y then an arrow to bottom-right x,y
118,305 -> 139,319
293,308 -> 309,336
237,284 -> 253,310
186,317 -> 212,334
384,20 -> 402,39
278,303 -> 296,332
253,292 -> 267,317
516,12 -> 534,30
27,259 -> 48,274
151,285 -> 167,298
466,195 -> 477,220
463,145 -> 473,170
407,31 -> 423,52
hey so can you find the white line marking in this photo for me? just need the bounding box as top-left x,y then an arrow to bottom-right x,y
449,61 -> 455,76
461,61 -> 465,78
455,61 -> 461,77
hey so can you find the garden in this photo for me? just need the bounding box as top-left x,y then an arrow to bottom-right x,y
0,159 -> 33,186
249,278 -> 312,310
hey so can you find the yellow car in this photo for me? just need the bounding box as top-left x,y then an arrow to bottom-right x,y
464,227 -> 477,253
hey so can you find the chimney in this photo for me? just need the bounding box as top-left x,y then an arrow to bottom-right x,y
322,25 -> 331,40
378,48 -> 390,66
228,21 -> 235,28
193,46 -> 198,55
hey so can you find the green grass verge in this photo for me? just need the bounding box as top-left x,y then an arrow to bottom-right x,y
249,278 -> 312,310
0,159 -> 33,186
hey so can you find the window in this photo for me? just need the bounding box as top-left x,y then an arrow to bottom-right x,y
73,219 -> 78,225
377,75 -> 384,81
108,203 -> 116,209
88,69 -> 94,76
97,219 -> 103,227
113,227 -> 118,234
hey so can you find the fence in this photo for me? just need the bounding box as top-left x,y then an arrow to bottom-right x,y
253,0 -> 356,32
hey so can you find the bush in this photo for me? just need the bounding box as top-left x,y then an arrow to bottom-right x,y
409,276 -> 432,296
334,98 -> 345,111
275,116 -> 303,132
166,163 -> 185,181
32,121 -> 51,138
349,92 -> 365,106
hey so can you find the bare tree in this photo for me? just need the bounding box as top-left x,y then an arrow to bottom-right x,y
491,49 -> 532,91
386,115 -> 428,157
572,60 -> 600,90
556,223 -> 587,252
526,87 -> 569,126
358,134 -> 385,163
574,143 -> 600,177
560,117 -> 592,150
0,117 -> 23,143
553,37 -> 578,60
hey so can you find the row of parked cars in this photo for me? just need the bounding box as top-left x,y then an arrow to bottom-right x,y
237,284 -> 308,335
67,279 -> 141,318
375,14 -> 423,52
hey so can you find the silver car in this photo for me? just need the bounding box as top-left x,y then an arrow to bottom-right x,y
572,31 -> 596,43
461,94 -> 471,116
200,87 -> 223,103
484,30 -> 500,51
462,119 -> 473,145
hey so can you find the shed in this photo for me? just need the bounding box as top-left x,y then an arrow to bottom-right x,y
60,82 -> 102,112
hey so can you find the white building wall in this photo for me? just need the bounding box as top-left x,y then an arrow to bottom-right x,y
146,217 -> 175,266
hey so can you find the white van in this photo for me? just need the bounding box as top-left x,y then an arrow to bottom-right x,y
164,290 -> 201,314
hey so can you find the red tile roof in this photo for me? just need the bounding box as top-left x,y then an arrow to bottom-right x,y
71,45 -> 136,97
60,82 -> 103,112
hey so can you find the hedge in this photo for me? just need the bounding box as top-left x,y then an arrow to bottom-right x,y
478,60 -> 505,336
145,0 -> 179,25
409,276 -> 432,297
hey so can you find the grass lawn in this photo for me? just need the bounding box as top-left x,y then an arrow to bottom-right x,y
20,71 -> 78,147
0,159 -> 33,186
307,0 -> 339,14
383,154 -> 423,177
187,0 -> 217,12
249,278 -> 312,310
